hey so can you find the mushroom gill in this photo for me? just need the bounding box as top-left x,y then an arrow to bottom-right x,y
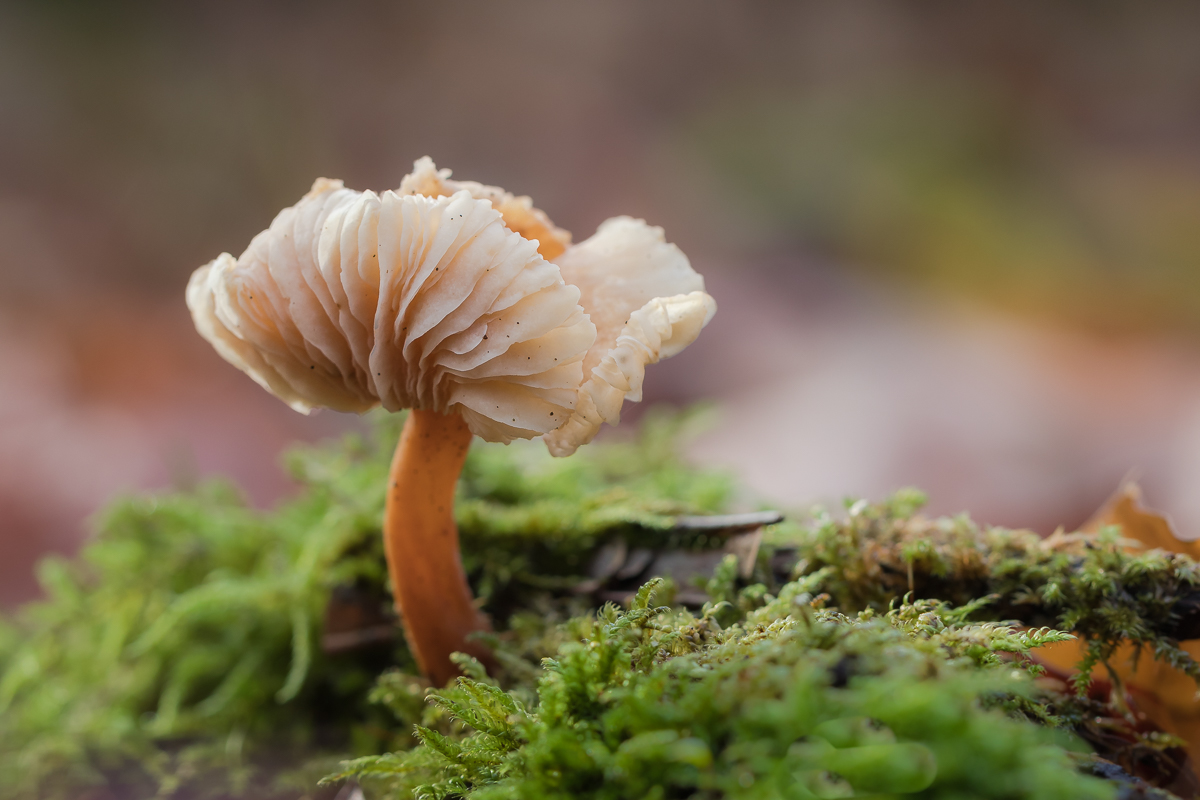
187,178 -> 595,442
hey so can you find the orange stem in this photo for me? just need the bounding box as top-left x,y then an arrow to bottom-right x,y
384,409 -> 492,685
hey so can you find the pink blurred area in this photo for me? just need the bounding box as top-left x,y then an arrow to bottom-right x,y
3,2 -> 1200,606
0,297 -> 355,604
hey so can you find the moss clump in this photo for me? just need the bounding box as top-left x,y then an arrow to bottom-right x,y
782,493 -> 1200,692
1,410 -> 1196,799
332,580 -> 1109,800
0,410 -> 730,799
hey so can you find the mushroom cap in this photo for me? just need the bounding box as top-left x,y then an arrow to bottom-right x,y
187,177 -> 594,443
187,159 -> 715,452
399,157 -> 573,262
543,217 -> 716,456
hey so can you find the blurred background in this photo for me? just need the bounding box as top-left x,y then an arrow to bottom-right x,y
3,1 -> 1200,606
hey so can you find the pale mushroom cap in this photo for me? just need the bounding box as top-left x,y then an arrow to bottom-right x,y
399,156 -> 573,261
187,177 -> 594,443
543,217 -> 717,456
186,159 -> 715,452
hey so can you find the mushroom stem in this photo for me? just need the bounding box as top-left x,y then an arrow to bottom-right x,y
384,409 -> 492,685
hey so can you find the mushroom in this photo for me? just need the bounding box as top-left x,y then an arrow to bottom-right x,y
186,158 -> 715,685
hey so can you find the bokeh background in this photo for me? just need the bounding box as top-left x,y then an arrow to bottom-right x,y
3,1 -> 1200,606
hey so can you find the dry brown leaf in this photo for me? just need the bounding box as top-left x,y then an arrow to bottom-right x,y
1036,481 -> 1200,764
1081,481 -> 1200,560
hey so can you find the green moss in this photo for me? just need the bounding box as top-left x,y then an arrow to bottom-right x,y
0,409 -> 732,799
332,580 -> 1110,800
781,492 -> 1200,693
0,410 -> 1195,799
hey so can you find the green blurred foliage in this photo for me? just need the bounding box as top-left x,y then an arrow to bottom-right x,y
693,85 -> 1200,333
